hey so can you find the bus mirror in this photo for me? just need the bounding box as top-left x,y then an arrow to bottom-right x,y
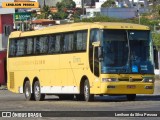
98,46 -> 103,61
92,41 -> 100,47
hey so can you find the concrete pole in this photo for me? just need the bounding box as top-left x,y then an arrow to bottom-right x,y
82,0 -> 84,15
158,51 -> 160,77
21,21 -> 24,31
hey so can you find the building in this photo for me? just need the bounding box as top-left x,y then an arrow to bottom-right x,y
85,0 -> 150,19
0,51 -> 6,85
95,0 -> 106,8
31,19 -> 55,30
73,0 -> 81,8
86,8 -> 101,18
38,0 -> 61,8
0,0 -> 15,85
0,0 -> 15,51
85,0 -> 106,18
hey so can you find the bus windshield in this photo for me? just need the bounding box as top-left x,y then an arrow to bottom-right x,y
101,29 -> 154,74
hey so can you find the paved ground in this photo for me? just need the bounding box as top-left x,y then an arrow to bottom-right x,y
0,80 -> 160,120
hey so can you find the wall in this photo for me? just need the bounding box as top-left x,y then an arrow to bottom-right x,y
38,0 -> 61,8
0,14 -> 13,50
101,8 -> 137,19
0,51 -> 6,85
86,8 -> 101,17
0,0 -> 14,14
73,0 -> 81,8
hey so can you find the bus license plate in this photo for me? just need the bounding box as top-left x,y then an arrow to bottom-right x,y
127,85 -> 136,89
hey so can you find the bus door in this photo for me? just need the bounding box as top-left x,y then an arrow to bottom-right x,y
92,42 -> 101,93
93,46 -> 100,77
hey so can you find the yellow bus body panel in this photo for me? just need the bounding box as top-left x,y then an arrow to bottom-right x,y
7,22 -> 154,95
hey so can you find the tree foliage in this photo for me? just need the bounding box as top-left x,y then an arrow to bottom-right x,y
56,0 -> 76,10
43,5 -> 51,19
54,0 -> 76,19
101,0 -> 116,8
36,5 -> 51,19
147,0 -> 160,19
152,32 -> 160,50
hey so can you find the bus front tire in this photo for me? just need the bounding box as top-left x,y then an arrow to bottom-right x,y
24,81 -> 34,101
33,81 -> 45,101
126,94 -> 136,101
84,80 -> 94,102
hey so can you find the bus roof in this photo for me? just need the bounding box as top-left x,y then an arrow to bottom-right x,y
9,22 -> 150,38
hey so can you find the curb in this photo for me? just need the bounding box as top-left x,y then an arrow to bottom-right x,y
0,85 -> 7,90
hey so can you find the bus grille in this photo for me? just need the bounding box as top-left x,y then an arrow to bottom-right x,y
118,79 -> 142,82
10,72 -> 14,89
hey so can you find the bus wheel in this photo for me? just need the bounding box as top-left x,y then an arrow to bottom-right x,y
33,81 -> 45,101
24,81 -> 34,101
126,94 -> 136,101
84,80 -> 94,102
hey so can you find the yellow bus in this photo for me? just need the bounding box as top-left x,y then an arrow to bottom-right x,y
7,22 -> 155,101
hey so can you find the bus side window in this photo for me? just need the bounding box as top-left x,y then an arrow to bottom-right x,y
82,31 -> 87,50
89,29 -> 99,73
73,32 -> 77,51
26,38 -> 34,55
75,30 -> 87,51
55,34 -> 61,53
34,37 -> 39,54
48,35 -> 56,54
68,33 -> 74,52
16,39 -> 25,56
60,34 -> 65,53
39,36 -> 48,54
9,39 -> 17,57
64,32 -> 74,52
90,29 -> 99,42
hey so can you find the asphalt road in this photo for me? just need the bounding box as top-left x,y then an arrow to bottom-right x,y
0,80 -> 160,120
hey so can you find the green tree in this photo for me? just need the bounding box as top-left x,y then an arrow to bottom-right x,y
56,0 -> 76,11
101,0 -> 116,8
55,11 -> 68,19
43,5 -> 51,19
152,32 -> 160,51
55,0 -> 76,19
148,0 -> 160,19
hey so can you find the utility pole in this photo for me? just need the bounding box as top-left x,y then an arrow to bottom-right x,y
82,0 -> 84,15
137,0 -> 140,24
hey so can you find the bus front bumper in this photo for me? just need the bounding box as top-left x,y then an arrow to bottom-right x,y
100,82 -> 154,95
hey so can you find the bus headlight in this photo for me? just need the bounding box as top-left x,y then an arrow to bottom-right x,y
102,78 -> 118,82
142,78 -> 154,83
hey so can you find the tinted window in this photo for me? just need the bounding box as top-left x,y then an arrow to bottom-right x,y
76,30 -> 87,51
55,35 -> 61,53
9,30 -> 88,57
16,39 -> 25,56
64,33 -> 74,52
48,35 -> 56,54
26,38 -> 33,55
39,36 -> 48,54
9,39 -> 17,57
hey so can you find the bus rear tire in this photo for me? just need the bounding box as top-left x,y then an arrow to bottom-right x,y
33,81 -> 45,101
24,81 -> 34,101
126,94 -> 136,101
84,80 -> 94,102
